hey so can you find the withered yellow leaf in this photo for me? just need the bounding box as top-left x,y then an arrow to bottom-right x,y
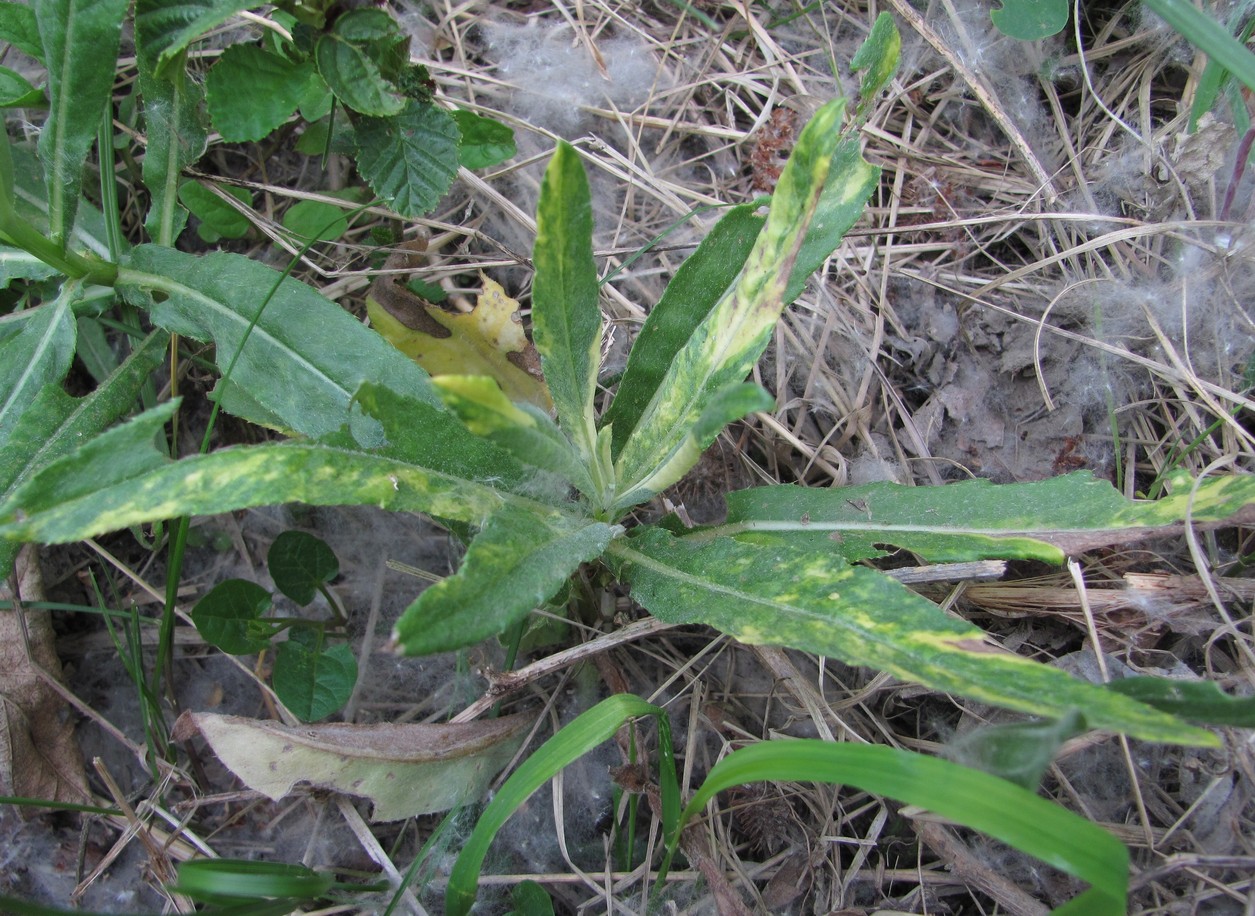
367,256 -> 552,410
174,710 -> 532,821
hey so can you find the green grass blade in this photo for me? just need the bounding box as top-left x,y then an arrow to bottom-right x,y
34,0 -> 127,247
391,506 -> 619,655
674,741 -> 1127,914
445,695 -> 671,916
532,142 -> 604,468
1143,0 -> 1255,96
606,529 -> 1214,744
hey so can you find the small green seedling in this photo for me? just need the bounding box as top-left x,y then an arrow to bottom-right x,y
192,530 -> 356,722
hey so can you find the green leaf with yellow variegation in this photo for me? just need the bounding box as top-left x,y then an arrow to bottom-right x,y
391,504 -> 619,655
433,375 -> 596,496
717,470 -> 1255,563
606,528 -> 1215,746
368,274 -> 552,411
612,99 -> 847,509
532,142 -> 603,469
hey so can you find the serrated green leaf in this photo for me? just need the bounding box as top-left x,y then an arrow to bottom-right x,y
0,2 -> 44,61
432,374 -> 596,495
990,0 -> 1069,40
532,141 -> 602,466
116,245 -> 439,443
0,66 -> 43,108
451,110 -> 515,169
392,504 -> 618,655
314,27 -> 405,117
136,25 -> 209,245
0,284 -> 76,448
268,530 -> 339,605
35,0 -> 127,246
0,330 -> 165,573
353,100 -> 459,217
606,529 -> 1215,745
719,471 -> 1255,563
676,741 -> 1127,914
206,44 -> 313,142
273,637 -> 356,721
613,100 -> 847,508
134,0 -> 256,77
0,382 -> 559,548
191,578 -> 273,654
281,198 -> 347,243
178,181 -> 252,242
850,12 -> 901,106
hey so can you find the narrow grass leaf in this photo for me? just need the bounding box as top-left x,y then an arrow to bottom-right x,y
1106,677 -> 1255,727
607,529 -> 1214,744
446,694 -> 670,916
1143,0 -> 1255,97
34,0 -> 127,245
117,245 -> 439,443
532,141 -> 603,463
677,741 -> 1127,914
720,470 -> 1255,563
391,505 -> 619,655
612,100 -> 845,506
172,858 -> 333,902
0,285 -> 75,447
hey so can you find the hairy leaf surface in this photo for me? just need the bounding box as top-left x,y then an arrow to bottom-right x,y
134,0 -> 255,76
117,245 -> 438,443
392,505 -> 619,655
612,100 -> 845,507
0,285 -> 75,447
532,142 -> 602,464
608,528 -> 1214,744
35,0 -> 127,245
719,471 -> 1255,562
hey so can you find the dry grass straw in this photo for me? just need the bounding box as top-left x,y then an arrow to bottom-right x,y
40,0 -> 1255,912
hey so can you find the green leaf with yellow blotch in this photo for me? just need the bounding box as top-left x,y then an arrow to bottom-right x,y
392,504 -> 618,655
0,383 -> 561,549
606,528 -> 1214,746
612,99 -> 847,509
717,470 -> 1255,563
368,272 -> 552,411
532,142 -> 602,466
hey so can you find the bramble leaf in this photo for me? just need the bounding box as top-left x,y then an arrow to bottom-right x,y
452,110 -> 516,169
178,181 -> 252,242
354,100 -> 460,217
206,44 -> 314,142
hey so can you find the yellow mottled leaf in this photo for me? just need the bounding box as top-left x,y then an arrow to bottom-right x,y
367,246 -> 551,410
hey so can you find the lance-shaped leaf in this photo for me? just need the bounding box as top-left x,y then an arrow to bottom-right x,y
0,247 -> 58,288
606,528 -> 1215,745
136,9 -> 210,246
0,383 -> 559,548
532,142 -> 602,464
173,710 -> 532,821
392,504 -> 619,656
612,100 -> 844,508
0,283 -> 76,447
718,470 -> 1255,563
35,0 -> 127,246
433,375 -> 594,496
134,0 -> 256,78
117,245 -> 439,444
850,13 -> 901,109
